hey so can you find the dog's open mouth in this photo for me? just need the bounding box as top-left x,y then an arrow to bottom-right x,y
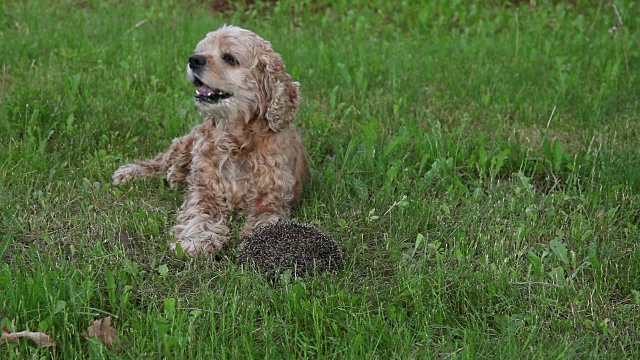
193,77 -> 233,103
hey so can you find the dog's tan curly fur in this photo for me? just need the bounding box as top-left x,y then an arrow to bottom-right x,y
113,26 -> 310,256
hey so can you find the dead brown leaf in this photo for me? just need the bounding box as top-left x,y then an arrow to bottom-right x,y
0,326 -> 57,347
116,230 -> 131,248
82,316 -> 117,350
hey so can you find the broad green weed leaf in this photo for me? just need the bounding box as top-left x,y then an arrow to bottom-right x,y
158,264 -> 169,277
549,239 -> 569,266
527,252 -> 543,279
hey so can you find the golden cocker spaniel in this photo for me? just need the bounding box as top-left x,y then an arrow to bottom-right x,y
113,26 -> 310,256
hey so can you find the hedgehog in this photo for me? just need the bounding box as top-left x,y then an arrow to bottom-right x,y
236,221 -> 344,277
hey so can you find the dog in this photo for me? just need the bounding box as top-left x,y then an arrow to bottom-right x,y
112,26 -> 310,256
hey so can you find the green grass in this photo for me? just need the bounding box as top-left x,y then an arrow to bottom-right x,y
2,0 -> 640,358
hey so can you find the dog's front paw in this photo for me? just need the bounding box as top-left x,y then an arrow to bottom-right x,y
170,234 -> 226,257
112,164 -> 140,185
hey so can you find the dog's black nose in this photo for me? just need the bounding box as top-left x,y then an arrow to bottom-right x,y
189,54 -> 207,69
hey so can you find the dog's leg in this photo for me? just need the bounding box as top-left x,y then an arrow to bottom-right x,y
237,204 -> 289,252
112,134 -> 195,186
240,193 -> 292,238
171,184 -> 230,256
164,135 -> 195,188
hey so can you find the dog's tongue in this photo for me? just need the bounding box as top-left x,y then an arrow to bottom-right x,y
196,85 -> 218,96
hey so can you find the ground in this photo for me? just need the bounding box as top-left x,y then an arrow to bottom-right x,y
1,0 -> 640,358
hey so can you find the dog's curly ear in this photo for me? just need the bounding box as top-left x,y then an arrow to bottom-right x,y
258,52 -> 300,132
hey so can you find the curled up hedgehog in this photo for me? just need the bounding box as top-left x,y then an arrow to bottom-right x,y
236,221 -> 344,278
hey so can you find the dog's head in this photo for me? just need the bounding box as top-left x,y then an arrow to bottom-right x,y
186,26 -> 300,131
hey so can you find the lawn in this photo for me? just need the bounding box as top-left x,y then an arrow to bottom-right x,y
1,0 -> 640,358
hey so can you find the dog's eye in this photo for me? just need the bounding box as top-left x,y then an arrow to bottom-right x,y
222,53 -> 239,66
